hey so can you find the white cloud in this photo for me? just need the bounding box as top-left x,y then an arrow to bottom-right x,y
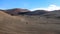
31,5 -> 60,11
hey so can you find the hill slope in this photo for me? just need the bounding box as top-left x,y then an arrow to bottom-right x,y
0,11 -> 60,34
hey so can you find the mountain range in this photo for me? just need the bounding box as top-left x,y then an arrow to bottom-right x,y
0,8 -> 50,15
1,8 -> 60,16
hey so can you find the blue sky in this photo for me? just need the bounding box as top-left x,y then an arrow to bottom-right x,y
0,0 -> 60,10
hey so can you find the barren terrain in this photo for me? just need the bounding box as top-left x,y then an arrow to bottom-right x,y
0,11 -> 60,34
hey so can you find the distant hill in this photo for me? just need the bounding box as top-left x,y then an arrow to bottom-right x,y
2,8 -> 49,16
42,10 -> 60,18
25,10 -> 49,15
4,8 -> 31,15
0,8 -> 60,17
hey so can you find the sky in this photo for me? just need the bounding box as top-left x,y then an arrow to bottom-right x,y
0,0 -> 60,11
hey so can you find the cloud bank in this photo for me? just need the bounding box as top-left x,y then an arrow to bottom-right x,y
31,5 -> 60,11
